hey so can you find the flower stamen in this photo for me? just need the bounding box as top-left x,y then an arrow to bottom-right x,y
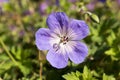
60,36 -> 69,44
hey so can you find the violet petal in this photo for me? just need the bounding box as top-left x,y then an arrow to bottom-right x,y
35,28 -> 52,50
67,41 -> 88,64
47,48 -> 68,69
68,19 -> 89,40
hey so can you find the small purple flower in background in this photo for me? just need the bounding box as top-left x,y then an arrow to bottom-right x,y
9,25 -> 16,31
86,3 -> 95,11
98,0 -> 106,3
86,1 -> 97,11
118,0 -> 120,3
39,0 -> 60,15
39,2 -> 48,15
55,0 -> 59,7
117,0 -> 120,5
22,10 -> 32,16
35,12 -> 89,69
19,30 -> 25,37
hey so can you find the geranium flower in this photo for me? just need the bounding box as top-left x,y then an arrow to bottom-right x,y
35,12 -> 89,69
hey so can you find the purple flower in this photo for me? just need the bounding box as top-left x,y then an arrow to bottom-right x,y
39,2 -> 48,15
86,1 -> 96,11
35,12 -> 89,69
22,10 -> 32,16
56,0 -> 59,7
99,0 -> 106,3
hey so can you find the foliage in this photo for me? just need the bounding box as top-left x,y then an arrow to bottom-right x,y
63,66 -> 116,80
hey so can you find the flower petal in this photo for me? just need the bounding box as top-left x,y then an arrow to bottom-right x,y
67,41 -> 88,64
46,12 -> 69,35
35,28 -> 52,50
46,48 -> 68,69
68,19 -> 89,40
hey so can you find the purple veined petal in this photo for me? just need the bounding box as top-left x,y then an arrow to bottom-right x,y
46,46 -> 68,69
67,19 -> 89,40
35,28 -> 52,50
46,12 -> 69,35
67,41 -> 88,64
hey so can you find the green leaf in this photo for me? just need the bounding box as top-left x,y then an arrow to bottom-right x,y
3,3 -> 14,12
17,62 -> 31,76
0,54 -> 9,61
105,48 -> 119,61
76,71 -> 81,77
0,54 -> 14,74
106,31 -> 116,46
0,60 -> 14,74
103,73 -> 115,80
62,66 -> 97,80
11,46 -> 22,60
83,66 -> 93,80
105,48 -> 116,56
62,71 -> 81,80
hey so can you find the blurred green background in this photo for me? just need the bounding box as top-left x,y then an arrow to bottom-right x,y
0,0 -> 120,80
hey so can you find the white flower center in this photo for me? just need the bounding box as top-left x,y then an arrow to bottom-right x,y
53,36 -> 69,51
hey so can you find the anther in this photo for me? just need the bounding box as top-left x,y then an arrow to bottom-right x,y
60,36 -> 69,45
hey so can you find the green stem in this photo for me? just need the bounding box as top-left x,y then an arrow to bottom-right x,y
40,62 -> 43,80
0,38 -> 17,64
39,51 -> 43,80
